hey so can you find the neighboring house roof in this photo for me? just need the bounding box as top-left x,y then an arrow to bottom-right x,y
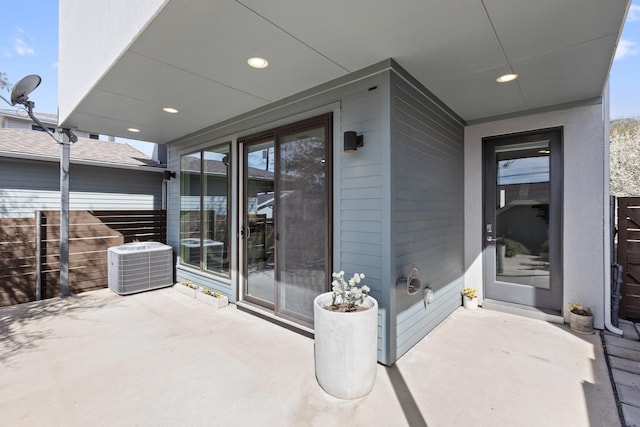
0,129 -> 163,171
246,165 -> 275,181
181,155 -> 273,180
0,107 -> 57,125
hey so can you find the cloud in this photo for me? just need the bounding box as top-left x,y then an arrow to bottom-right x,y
14,37 -> 35,56
11,26 -> 35,56
628,5 -> 640,22
51,61 -> 59,69
615,38 -> 639,60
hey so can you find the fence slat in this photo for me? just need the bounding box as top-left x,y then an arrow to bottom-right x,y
0,210 -> 167,307
618,197 -> 640,320
0,216 -> 36,306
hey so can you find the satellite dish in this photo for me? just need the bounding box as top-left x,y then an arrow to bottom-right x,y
10,74 -> 41,106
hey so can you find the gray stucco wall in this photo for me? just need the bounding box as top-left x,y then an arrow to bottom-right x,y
59,0 -> 166,124
390,72 -> 465,361
464,102 -> 608,328
0,158 -> 163,218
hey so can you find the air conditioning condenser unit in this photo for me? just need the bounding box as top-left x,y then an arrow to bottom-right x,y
108,242 -> 173,295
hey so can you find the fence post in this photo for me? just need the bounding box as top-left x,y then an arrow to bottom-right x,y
35,210 -> 41,301
618,198 -> 628,275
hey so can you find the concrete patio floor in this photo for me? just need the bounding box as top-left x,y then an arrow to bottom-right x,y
0,287 -> 620,427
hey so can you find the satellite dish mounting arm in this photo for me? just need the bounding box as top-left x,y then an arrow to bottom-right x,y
1,74 -> 77,144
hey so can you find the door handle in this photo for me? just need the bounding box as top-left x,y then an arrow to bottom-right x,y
486,236 -> 499,243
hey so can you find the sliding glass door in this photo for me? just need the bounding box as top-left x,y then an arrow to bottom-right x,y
241,114 -> 331,326
244,141 -> 276,304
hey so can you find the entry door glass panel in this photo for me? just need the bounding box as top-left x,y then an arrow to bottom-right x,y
276,127 -> 327,324
484,131 -> 562,311
245,141 -> 275,305
495,143 -> 550,288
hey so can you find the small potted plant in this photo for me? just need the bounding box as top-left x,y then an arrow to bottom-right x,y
461,287 -> 478,310
567,302 -> 594,333
314,271 -> 378,399
196,287 -> 229,309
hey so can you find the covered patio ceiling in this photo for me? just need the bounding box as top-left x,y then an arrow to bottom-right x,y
59,0 -> 629,144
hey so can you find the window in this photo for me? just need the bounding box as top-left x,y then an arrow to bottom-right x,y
180,143 -> 230,276
32,125 -> 56,133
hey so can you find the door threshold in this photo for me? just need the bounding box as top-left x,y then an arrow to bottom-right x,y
236,300 -> 315,338
482,299 -> 564,324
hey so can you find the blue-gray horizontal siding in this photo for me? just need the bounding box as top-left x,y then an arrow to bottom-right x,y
339,82 -> 388,363
391,73 -> 465,361
0,158 -> 162,218
166,72 -> 392,362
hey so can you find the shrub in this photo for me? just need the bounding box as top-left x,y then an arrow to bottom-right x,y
501,238 -> 530,257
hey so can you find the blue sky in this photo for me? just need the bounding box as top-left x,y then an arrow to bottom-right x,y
1,1 -> 58,114
1,1 -> 639,152
611,3 -> 640,118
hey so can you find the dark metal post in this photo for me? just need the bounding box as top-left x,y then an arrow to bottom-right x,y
59,134 -> 71,297
35,210 -> 41,300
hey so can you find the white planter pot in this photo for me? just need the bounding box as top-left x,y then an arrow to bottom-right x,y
313,292 -> 378,399
195,291 -> 229,309
174,284 -> 196,298
463,295 -> 478,310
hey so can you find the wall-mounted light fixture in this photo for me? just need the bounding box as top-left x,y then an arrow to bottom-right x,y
163,170 -> 176,180
344,131 -> 364,153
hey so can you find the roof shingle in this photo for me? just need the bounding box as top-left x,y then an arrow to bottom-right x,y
0,129 -> 160,168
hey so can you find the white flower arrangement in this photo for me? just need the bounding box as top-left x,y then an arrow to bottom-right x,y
328,271 -> 370,312
461,287 -> 477,299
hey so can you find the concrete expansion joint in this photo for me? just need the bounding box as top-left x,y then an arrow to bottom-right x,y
602,321 -> 640,427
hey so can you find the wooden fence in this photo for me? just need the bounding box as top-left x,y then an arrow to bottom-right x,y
0,210 -> 167,307
617,197 -> 640,320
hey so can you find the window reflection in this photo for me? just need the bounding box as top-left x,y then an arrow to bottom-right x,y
495,143 -> 550,288
180,144 -> 230,276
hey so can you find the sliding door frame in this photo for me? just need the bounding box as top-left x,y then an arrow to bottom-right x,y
238,113 -> 333,325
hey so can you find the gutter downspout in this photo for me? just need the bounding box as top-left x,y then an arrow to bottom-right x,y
603,87 -> 623,336
161,179 -> 168,210
611,263 -> 623,328
605,268 -> 624,336
604,201 -> 623,336
606,196 -> 623,335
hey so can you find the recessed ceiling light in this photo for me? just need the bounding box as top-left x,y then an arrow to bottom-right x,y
496,73 -> 518,83
163,107 -> 179,114
127,127 -> 140,133
247,57 -> 269,69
